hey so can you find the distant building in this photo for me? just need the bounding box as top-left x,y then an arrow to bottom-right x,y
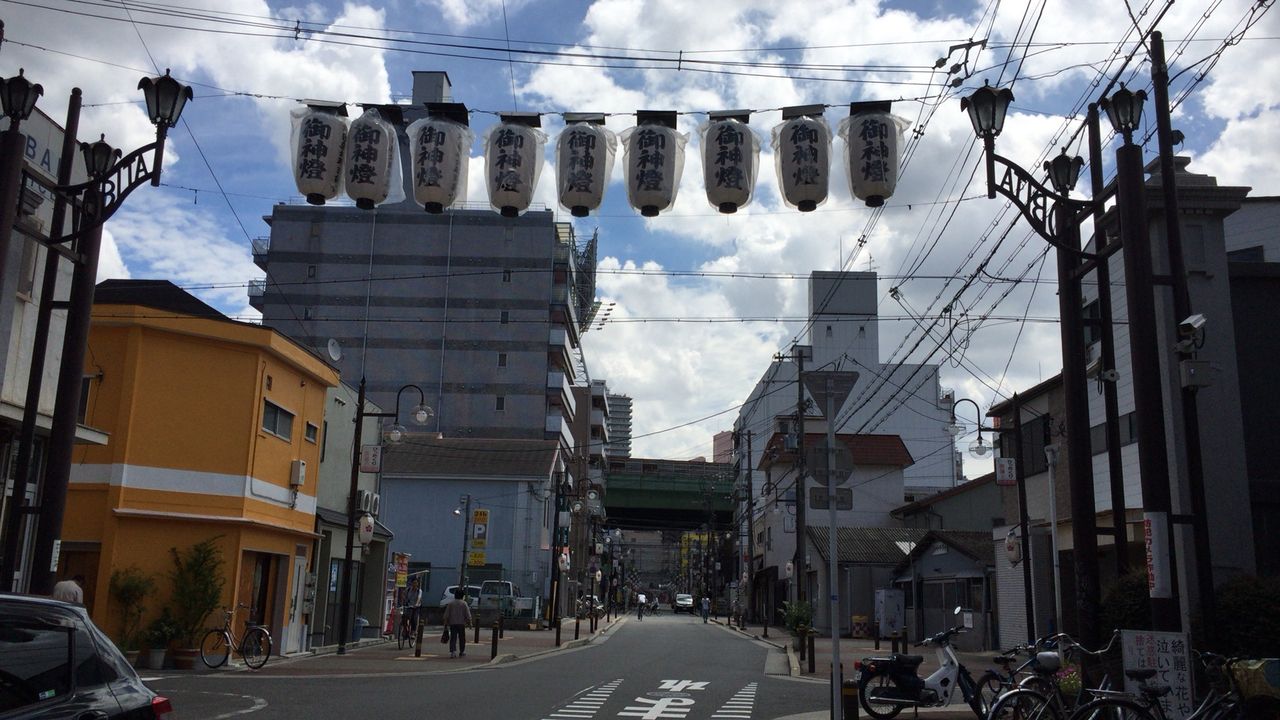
606,393 -> 633,458
712,431 -> 734,463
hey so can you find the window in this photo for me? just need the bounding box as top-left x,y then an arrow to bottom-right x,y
307,264 -> 317,278
16,238 -> 38,298
502,269 -> 512,283
825,325 -> 833,338
305,422 -> 319,443
77,376 -> 92,424
1082,299 -> 1102,346
262,400 -> 294,440
497,353 -> 508,368
495,396 -> 506,411
1090,412 -> 1138,455
0,606 -> 73,710
500,311 -> 509,325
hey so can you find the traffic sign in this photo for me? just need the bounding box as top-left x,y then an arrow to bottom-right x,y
801,371 -> 860,420
468,550 -> 486,567
472,509 -> 489,548
806,437 -> 853,486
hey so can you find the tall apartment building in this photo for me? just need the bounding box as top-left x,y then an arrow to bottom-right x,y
606,393 -> 633,458
251,72 -> 597,454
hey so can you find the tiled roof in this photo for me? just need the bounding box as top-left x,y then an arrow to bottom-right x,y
893,530 -> 996,573
95,279 -> 225,318
806,526 -> 930,565
383,435 -> 559,478
758,433 -> 914,470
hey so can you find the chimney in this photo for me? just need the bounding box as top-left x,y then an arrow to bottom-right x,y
412,71 -> 452,104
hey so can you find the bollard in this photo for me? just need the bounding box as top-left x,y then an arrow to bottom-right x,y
499,614 -> 504,639
474,616 -> 480,644
799,630 -> 807,662
575,614 -> 580,640
490,622 -> 499,660
763,620 -> 768,638
555,614 -> 562,646
414,619 -> 425,658
874,634 -> 880,651
842,679 -> 860,719
807,631 -> 816,674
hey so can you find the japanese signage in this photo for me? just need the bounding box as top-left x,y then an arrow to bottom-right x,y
1144,512 -> 1172,598
1122,630 -> 1193,719
839,103 -> 907,208
623,113 -> 686,217
408,115 -> 472,213
702,115 -> 758,213
485,116 -> 546,217
773,109 -> 831,212
291,107 -> 346,205
393,552 -> 409,588
995,457 -> 1017,486
471,509 -> 489,548
467,550 -> 486,567
344,108 -> 395,209
359,444 -> 382,473
557,117 -> 615,217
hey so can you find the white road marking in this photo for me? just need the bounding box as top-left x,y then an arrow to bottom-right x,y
542,679 -> 624,720
618,697 -> 695,719
710,682 -> 758,720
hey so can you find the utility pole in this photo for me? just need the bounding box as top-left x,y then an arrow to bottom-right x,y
787,344 -> 812,603
745,430 -> 755,624
457,494 -> 473,589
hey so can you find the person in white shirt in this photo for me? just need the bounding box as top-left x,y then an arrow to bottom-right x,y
51,575 -> 84,604
637,592 -> 646,621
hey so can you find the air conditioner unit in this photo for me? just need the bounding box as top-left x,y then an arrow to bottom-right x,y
357,489 -> 373,513
289,460 -> 306,487
369,493 -> 381,517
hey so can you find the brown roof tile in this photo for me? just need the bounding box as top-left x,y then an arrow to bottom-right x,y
383,435 -> 559,477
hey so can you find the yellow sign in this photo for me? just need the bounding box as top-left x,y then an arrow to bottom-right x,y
471,509 -> 489,549
468,550 -> 486,567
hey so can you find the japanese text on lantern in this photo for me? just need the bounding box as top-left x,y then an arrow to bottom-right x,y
859,118 -> 890,183
564,129 -> 597,192
493,128 -> 524,192
415,125 -> 447,188
713,124 -> 745,189
298,118 -> 332,181
349,124 -> 381,185
635,128 -> 667,191
791,122 -> 821,185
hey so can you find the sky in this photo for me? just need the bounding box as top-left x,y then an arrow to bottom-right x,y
2,0 -> 1277,476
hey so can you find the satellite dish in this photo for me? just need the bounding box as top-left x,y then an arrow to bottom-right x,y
326,338 -> 342,362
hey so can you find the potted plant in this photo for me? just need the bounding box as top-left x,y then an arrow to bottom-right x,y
109,566 -> 155,666
168,538 -> 226,669
780,600 -> 813,651
145,610 -> 178,670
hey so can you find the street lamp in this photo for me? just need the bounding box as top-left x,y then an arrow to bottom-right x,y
337,380 -> 432,654
0,69 -> 192,594
1099,84 -> 1146,142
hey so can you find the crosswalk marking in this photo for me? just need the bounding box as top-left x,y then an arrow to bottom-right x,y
710,682 -> 758,720
542,679 -> 624,720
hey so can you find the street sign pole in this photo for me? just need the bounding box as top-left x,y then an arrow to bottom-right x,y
802,370 -> 859,720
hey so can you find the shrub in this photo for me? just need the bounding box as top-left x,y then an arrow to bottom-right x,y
146,609 -> 179,649
109,566 -> 155,650
169,538 -> 226,648
1212,575 -> 1280,657
780,600 -> 814,634
1100,569 -> 1151,635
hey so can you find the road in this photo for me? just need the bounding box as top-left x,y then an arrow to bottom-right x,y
147,613 -> 831,720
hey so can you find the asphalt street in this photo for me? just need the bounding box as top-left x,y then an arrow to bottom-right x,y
144,613 -> 831,720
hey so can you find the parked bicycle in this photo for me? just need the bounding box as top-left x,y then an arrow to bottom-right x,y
200,604 -> 273,670
1068,651 -> 1270,720
986,630 -> 1122,720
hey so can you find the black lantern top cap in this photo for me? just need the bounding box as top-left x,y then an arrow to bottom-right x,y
1,68 -> 43,125
1100,84 -> 1146,137
961,80 -> 1014,140
80,134 -> 121,180
1044,149 -> 1084,195
138,69 -> 193,129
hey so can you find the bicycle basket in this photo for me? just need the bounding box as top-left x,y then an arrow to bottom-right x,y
1232,659 -> 1280,700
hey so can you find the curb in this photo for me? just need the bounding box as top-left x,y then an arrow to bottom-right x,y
711,618 -> 786,650
786,644 -> 801,677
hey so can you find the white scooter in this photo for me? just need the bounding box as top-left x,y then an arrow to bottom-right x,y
855,607 -> 988,719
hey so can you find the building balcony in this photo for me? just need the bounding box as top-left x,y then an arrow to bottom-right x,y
591,408 -> 609,439
545,411 -> 573,449
247,278 -> 266,311
547,370 -> 576,420
251,236 -> 270,269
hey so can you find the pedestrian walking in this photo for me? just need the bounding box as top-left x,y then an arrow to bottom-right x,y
51,575 -> 84,604
701,596 -> 710,623
637,592 -> 646,621
442,587 -> 472,658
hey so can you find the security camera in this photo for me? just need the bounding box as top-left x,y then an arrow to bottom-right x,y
1179,313 -> 1207,336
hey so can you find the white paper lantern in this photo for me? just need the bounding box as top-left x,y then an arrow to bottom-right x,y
622,111 -> 687,217
839,101 -> 910,208
557,114 -> 616,218
290,104 -> 347,205
408,103 -> 473,214
345,108 -> 396,210
701,112 -> 759,214
772,105 -> 832,212
485,113 -> 547,217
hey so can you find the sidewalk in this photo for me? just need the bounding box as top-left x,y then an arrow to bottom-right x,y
174,615 -> 624,677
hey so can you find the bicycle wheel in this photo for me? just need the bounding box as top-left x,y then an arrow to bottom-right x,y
980,670 -> 1010,711
199,629 -> 230,668
406,618 -> 416,648
1069,697 -> 1156,720
240,627 -> 272,670
988,689 -> 1062,720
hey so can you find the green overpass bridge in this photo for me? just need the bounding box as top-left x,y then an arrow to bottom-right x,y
604,458 -> 735,530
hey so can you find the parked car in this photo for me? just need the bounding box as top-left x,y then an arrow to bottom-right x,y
0,593 -> 173,720
479,580 -> 534,617
673,593 -> 694,614
437,585 -> 482,608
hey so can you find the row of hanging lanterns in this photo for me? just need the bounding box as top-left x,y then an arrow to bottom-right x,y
291,101 -> 909,217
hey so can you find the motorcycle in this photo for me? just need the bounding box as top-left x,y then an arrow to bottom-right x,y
855,607 -> 988,719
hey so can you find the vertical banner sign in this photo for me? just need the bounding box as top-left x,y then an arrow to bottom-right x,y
290,103 -> 347,205
471,509 -> 489,549
1144,511 -> 1171,598
1122,630 -> 1194,719
359,444 -> 382,473
393,552 -> 409,588
995,457 -> 1017,486
408,103 -> 473,214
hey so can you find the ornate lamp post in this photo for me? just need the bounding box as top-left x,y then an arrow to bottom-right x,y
337,380 -> 431,654
0,69 -> 192,594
